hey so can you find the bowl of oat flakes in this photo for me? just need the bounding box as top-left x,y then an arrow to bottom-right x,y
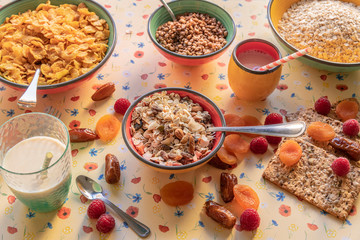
122,88 -> 226,173
268,0 -> 360,72
148,0 -> 236,66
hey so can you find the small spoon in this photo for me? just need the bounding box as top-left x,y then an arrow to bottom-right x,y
17,68 -> 41,108
76,175 -> 151,238
160,0 -> 176,22
207,121 -> 306,138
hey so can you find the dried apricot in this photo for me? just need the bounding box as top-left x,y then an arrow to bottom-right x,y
95,114 -> 121,142
224,113 -> 245,127
336,100 -> 359,122
241,115 -> 262,138
279,140 -> 302,166
307,122 -> 335,141
217,147 -> 238,165
233,184 -> 260,214
160,181 -> 194,206
224,134 -> 250,158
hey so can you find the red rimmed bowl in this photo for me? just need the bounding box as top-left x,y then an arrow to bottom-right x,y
147,0 -> 236,66
0,0 -> 116,94
122,88 -> 225,173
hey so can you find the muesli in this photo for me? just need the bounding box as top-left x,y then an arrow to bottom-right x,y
130,91 -> 214,166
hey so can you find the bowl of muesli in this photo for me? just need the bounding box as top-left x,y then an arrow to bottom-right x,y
268,0 -> 360,72
147,0 -> 236,66
122,88 -> 226,173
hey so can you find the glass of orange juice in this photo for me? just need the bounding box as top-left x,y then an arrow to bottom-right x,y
228,39 -> 282,102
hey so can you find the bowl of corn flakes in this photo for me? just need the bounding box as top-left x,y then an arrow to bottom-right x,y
0,0 -> 116,93
268,0 -> 360,72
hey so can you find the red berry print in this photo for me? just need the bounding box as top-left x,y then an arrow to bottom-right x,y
216,84 -> 228,91
153,194 -> 161,203
154,83 -> 167,89
250,15 -> 256,20
8,96 -> 17,102
141,74 -> 148,80
336,84 -> 348,91
70,96 -> 80,101
307,223 -> 318,231
248,32 -> 255,36
239,209 -> 260,231
142,15 -> 149,19
126,206 -> 139,218
87,199 -> 106,219
114,98 -> 131,115
159,225 -> 169,232
343,119 -> 359,136
276,84 -> 288,91
104,4 -> 111,8
134,51 -> 144,58
136,32 -> 144,36
158,62 -> 167,67
80,195 -> 88,204
7,195 -> 16,204
69,120 -> 80,130
7,227 -> 17,234
314,96 -> 331,115
83,226 -> 93,233
217,62 -> 226,67
320,75 -> 327,81
96,214 -> 115,233
201,74 -> 209,80
131,177 -> 141,184
89,109 -> 96,116
331,157 -> 350,176
250,137 -> 268,154
71,149 -> 79,157
202,176 -> 212,183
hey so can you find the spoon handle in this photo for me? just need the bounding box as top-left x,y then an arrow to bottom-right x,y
17,68 -> 41,108
159,0 -> 176,22
100,197 -> 151,238
208,121 -> 306,137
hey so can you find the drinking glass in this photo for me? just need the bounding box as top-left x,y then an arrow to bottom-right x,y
228,38 -> 282,101
0,113 -> 72,212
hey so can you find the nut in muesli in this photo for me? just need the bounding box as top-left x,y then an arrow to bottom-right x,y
130,91 -> 215,166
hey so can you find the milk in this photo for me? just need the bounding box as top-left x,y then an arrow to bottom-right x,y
2,136 -> 71,212
236,49 -> 276,71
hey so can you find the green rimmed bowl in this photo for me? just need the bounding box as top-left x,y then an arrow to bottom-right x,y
148,0 -> 236,66
268,0 -> 360,72
0,0 -> 116,94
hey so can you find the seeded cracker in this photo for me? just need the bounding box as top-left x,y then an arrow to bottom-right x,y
263,138 -> 360,220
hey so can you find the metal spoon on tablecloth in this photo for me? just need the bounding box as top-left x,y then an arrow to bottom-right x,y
76,175 -> 151,238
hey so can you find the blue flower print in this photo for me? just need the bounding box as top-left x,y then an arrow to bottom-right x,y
137,42 -> 145,48
336,74 -> 344,81
89,148 -> 98,157
272,220 -> 278,226
174,210 -> 184,217
276,192 -> 285,201
205,193 -> 214,201
70,109 -> 78,117
26,209 -> 36,219
218,73 -> 225,80
97,73 -> 104,80
157,73 -> 165,80
132,193 -> 142,203
6,109 -> 14,117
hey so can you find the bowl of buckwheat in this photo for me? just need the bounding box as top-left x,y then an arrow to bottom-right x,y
148,0 -> 236,66
122,88 -> 226,173
268,0 -> 360,72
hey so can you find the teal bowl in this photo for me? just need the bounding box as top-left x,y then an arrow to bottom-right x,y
148,0 -> 236,66
0,0 -> 116,94
268,0 -> 360,72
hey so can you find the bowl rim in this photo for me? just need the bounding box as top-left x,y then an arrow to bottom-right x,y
121,87 -> 226,171
267,0 -> 360,67
0,0 -> 117,90
147,0 -> 236,59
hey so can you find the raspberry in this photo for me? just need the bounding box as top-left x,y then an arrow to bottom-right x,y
331,157 -> 350,176
87,199 -> 106,219
343,119 -> 359,136
250,137 -> 268,154
96,214 -> 115,233
266,136 -> 282,145
240,208 -> 260,231
114,98 -> 131,115
264,113 -> 283,125
314,96 -> 331,115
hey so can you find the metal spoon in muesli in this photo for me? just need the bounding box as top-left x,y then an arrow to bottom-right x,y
207,121 -> 306,138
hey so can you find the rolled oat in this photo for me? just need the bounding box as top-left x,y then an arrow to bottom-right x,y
278,0 -> 360,63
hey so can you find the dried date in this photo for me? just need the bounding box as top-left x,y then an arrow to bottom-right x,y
69,128 -> 98,142
220,173 -> 238,203
91,82 -> 115,101
105,154 -> 121,184
330,137 -> 360,161
204,201 -> 236,229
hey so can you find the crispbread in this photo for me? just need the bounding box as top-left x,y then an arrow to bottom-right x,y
263,138 -> 360,220
286,108 -> 360,159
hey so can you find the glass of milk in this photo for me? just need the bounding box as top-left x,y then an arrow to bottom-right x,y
0,112 -> 72,212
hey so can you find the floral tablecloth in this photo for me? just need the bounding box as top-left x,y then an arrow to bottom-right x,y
1,0 -> 360,239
